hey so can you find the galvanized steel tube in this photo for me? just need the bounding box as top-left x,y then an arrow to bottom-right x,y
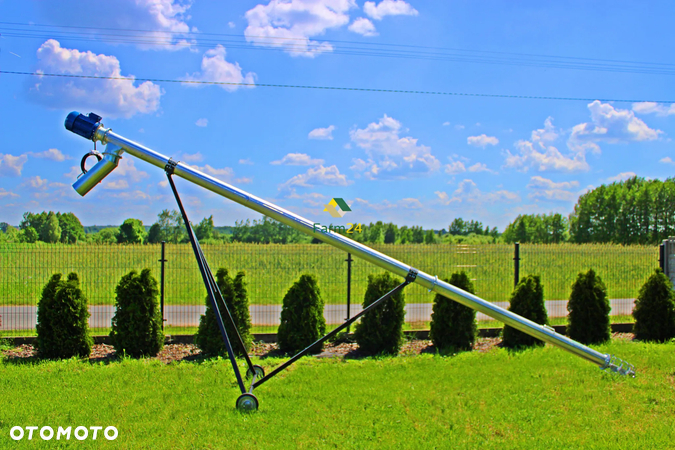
84,125 -> 624,370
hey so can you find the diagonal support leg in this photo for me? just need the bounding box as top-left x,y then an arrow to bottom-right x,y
165,169 -> 254,393
253,268 -> 418,389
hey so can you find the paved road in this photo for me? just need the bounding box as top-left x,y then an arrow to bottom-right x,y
0,299 -> 637,330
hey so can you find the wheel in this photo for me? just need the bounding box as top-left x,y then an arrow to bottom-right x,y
246,364 -> 265,379
236,393 -> 259,412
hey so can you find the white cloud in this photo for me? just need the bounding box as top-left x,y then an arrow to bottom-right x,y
660,156 -> 675,165
37,0 -> 194,51
527,176 -> 579,201
455,124 -> 465,130
188,164 -> 236,180
569,101 -> 661,151
30,148 -> 69,162
195,118 -> 208,127
228,22 -> 236,29
103,179 -> 130,190
23,176 -> 49,189
271,153 -> 325,166
0,188 -> 18,198
504,117 -> 589,173
112,158 -> 149,184
184,45 -> 256,91
31,40 -> 162,118
308,125 -> 336,140
606,172 -> 637,183
444,158 -> 466,175
350,114 -> 440,179
632,102 -> 675,117
467,134 -> 499,148
239,158 -> 254,165
442,121 -> 450,127
287,191 -> 326,206
435,179 -> 520,205
181,152 -> 203,162
279,165 -> 350,193
244,0 -> 357,57
353,197 -> 423,211
348,17 -> 378,36
0,153 -> 28,177
364,0 -> 418,20
467,162 -> 496,174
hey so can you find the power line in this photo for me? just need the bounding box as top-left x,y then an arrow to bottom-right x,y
1,70 -> 671,103
2,21 -> 675,76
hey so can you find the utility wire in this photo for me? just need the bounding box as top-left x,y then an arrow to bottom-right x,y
1,70 -> 671,103
2,22 -> 675,76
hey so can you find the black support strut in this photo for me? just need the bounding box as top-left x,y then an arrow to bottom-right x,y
253,268 -> 418,389
165,166 -> 254,394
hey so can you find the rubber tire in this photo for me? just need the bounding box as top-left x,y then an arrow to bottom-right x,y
246,364 -> 265,379
236,393 -> 259,412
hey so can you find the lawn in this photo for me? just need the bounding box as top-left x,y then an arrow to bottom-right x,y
1,339 -> 673,449
0,243 -> 658,308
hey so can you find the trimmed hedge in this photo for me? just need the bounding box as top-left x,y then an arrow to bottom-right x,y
633,269 -> 675,342
354,272 -> 406,355
35,272 -> 92,359
110,268 -> 164,357
429,272 -> 477,352
502,275 -> 548,349
195,268 -> 252,356
567,269 -> 611,344
277,274 -> 326,355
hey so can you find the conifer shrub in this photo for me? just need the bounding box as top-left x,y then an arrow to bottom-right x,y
35,272 -> 92,359
110,269 -> 164,357
429,272 -> 477,352
502,275 -> 548,349
567,269 -> 611,344
354,272 -> 406,355
632,269 -> 675,342
277,274 -> 326,355
195,268 -> 252,356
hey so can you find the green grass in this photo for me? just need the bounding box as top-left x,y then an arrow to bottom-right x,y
0,242 -> 657,308
1,339 -> 673,449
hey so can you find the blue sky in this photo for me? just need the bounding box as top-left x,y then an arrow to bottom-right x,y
1,0 -> 674,230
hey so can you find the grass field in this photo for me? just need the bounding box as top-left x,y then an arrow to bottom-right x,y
0,339 -> 673,449
0,243 -> 658,309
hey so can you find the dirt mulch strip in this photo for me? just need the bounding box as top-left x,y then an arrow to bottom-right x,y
1,333 -> 635,364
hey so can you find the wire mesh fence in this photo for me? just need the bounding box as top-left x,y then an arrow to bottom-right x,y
0,242 -> 659,336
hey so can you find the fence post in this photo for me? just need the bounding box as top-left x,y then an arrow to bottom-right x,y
660,242 -> 665,272
345,253 -> 353,332
514,242 -> 520,288
159,241 -> 167,331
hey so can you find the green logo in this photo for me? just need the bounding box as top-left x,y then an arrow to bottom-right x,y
323,198 -> 352,218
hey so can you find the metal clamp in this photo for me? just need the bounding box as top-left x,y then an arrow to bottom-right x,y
428,275 -> 438,293
406,268 -> 418,283
165,158 -> 178,175
601,354 -> 636,378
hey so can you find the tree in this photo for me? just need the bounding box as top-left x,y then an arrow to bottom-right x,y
150,210 -> 186,244
277,274 -> 326,354
384,223 -> 397,244
195,268 -> 252,356
90,227 -> 119,244
147,223 -> 167,244
567,269 -> 611,344
195,215 -> 217,241
110,269 -> 164,357
35,273 -> 92,358
632,269 -> 675,342
42,212 -> 62,243
19,226 -> 38,243
117,218 -> 146,244
56,212 -> 86,244
429,272 -> 477,352
424,229 -> 436,244
449,218 -> 466,235
354,272 -> 406,355
502,275 -> 548,348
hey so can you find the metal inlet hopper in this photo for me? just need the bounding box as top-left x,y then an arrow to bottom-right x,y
65,111 -> 635,404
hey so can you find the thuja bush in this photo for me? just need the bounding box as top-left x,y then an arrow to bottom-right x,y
632,269 -> 675,342
110,269 -> 164,357
36,272 -> 92,359
355,272 -> 406,355
502,275 -> 548,349
195,268 -> 252,356
567,269 -> 611,344
277,274 -> 326,355
429,272 -> 477,352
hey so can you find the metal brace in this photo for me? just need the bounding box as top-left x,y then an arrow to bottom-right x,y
164,158 -> 178,175
406,268 -> 418,283
428,275 -> 438,293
